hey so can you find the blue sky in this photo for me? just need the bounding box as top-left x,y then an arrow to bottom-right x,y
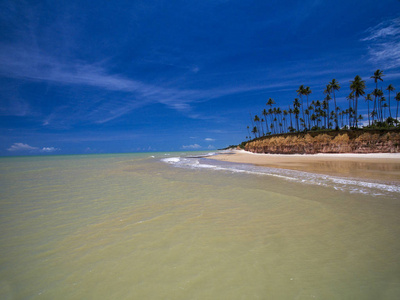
1,0 -> 400,155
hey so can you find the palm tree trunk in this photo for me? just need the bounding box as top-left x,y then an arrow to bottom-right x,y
354,97 -> 358,128
333,92 -> 337,129
348,102 -> 351,128
374,83 -> 378,122
260,121 -> 264,136
300,97 -> 305,129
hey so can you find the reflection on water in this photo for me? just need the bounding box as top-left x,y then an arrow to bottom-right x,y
0,153 -> 400,299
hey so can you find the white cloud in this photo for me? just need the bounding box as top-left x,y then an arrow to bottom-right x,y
362,17 -> 400,41
182,144 -> 201,149
362,17 -> 400,69
204,138 -> 215,141
40,147 -> 60,153
7,143 -> 60,153
207,145 -> 215,149
0,44 -> 295,125
7,143 -> 38,152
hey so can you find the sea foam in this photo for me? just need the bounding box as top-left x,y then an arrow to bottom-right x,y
161,154 -> 400,197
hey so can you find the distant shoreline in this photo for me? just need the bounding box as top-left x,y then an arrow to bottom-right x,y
208,150 -> 400,183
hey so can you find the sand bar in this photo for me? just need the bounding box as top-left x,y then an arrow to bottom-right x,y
208,150 -> 400,183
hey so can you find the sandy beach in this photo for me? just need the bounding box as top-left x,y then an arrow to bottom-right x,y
209,150 -> 400,183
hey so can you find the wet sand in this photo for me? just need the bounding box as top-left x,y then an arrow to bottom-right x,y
208,150 -> 400,183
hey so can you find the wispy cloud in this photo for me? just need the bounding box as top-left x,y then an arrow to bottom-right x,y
0,43 -> 203,122
7,143 -> 38,152
362,16 -> 400,69
0,0 -> 375,130
40,147 -> 59,153
7,142 -> 60,153
361,17 -> 400,41
205,138 -> 215,141
0,44 -> 282,125
182,144 -> 201,149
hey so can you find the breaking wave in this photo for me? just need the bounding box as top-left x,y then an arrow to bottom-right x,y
161,154 -> 400,197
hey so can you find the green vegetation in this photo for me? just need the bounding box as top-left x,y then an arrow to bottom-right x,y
246,70 -> 400,141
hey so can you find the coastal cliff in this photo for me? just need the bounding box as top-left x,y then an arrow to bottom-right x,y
244,130 -> 400,154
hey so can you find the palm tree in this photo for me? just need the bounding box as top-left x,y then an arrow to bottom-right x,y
346,93 -> 354,127
304,109 -> 310,130
350,75 -> 366,127
358,114 -> 363,126
340,109 -> 346,128
382,102 -> 388,120
324,85 -> 331,128
371,110 -> 378,123
266,98 -> 275,132
324,84 -> 331,97
276,107 -> 282,129
315,100 -> 322,128
300,117 -> 306,130
267,98 -> 275,108
380,96 -> 386,121
288,107 -> 294,131
260,118 -> 265,136
254,115 -> 261,137
322,98 -> 329,128
336,107 -> 342,127
349,107 -> 355,127
283,110 -> 288,132
262,108 -> 268,135
293,98 -> 301,131
330,110 -> 336,128
304,87 -> 312,127
296,85 -> 305,128
396,92 -> 400,120
377,89 -> 384,121
371,69 -> 384,117
371,88 -> 380,123
267,108 -> 273,131
365,93 -> 373,125
329,79 -> 340,129
310,114 -> 317,128
304,86 -> 312,103
251,126 -> 258,139
386,84 -> 395,118
371,69 -> 384,87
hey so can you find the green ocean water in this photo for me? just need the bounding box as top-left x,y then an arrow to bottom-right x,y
0,152 -> 399,299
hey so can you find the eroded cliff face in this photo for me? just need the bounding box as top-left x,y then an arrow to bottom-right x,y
244,131 -> 400,154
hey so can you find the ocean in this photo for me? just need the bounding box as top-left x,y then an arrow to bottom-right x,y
0,152 -> 399,299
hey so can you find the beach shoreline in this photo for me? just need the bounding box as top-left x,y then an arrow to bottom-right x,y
208,150 -> 400,183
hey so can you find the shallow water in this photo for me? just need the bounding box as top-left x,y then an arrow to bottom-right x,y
0,152 -> 400,299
